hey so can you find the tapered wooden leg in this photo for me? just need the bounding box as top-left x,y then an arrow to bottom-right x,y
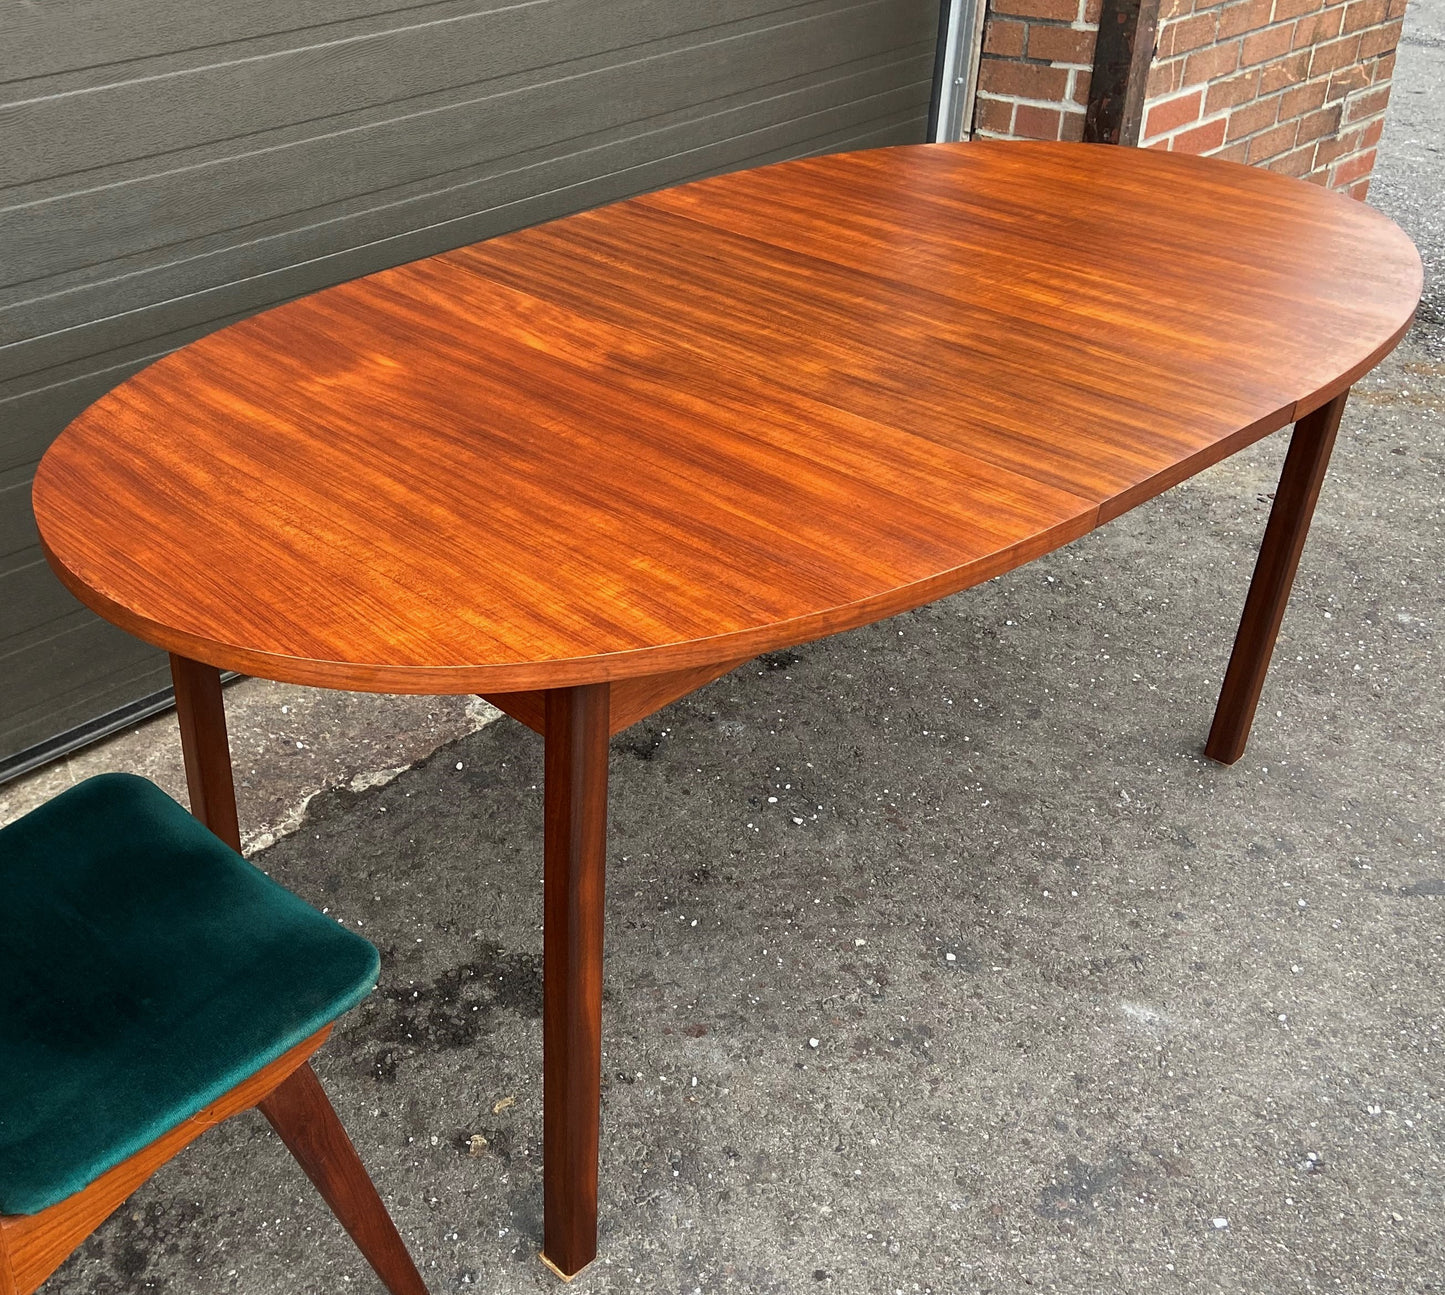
1205,391 -> 1348,764
259,1063 -> 429,1295
169,654 -> 242,851
541,684 -> 611,1278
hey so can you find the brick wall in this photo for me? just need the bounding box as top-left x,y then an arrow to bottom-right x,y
1139,0 -> 1405,194
967,0 -> 1404,196
972,0 -> 1103,141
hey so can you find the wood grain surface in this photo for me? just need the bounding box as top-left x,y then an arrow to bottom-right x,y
33,142 -> 1421,695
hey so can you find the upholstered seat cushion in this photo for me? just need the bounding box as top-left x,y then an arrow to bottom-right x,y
0,774 -> 379,1215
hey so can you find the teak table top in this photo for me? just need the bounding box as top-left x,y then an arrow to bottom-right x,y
34,142 -> 1421,695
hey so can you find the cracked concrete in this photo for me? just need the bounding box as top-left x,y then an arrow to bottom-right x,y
0,682 -> 499,854
12,3 -> 1445,1290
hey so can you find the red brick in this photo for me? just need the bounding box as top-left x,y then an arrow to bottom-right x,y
1326,63 -> 1372,98
1347,176 -> 1372,198
1144,88 -> 1205,137
1013,103 -> 1065,138
973,94 -> 1016,134
1271,0 -> 1322,19
1160,0 -> 1194,17
1241,23 -> 1294,66
1314,123 -> 1365,162
991,0 -> 1078,19
1214,139 -> 1252,162
1330,146 -> 1376,186
1279,77 -> 1329,117
1219,0 -> 1275,36
1070,68 -> 1093,104
1059,109 -> 1087,140
1268,141 -> 1319,175
1358,16 -> 1404,57
1148,57 -> 1186,97
1292,7 -> 1344,46
1226,94 -> 1282,139
1342,0 -> 1388,30
1260,49 -> 1312,89
1172,115 -> 1230,152
1028,22 -> 1097,62
1184,39 -> 1243,84
1295,102 -> 1343,141
1205,68 -> 1263,112
1309,33 -> 1362,75
1083,0 -> 1104,21
977,57 -> 1072,100
1360,114 -> 1385,146
1371,50 -> 1397,81
983,18 -> 1028,55
1344,83 -> 1391,120
1247,117 -> 1301,160
1158,10 -> 1220,56
1385,0 -> 1407,16
1145,136 -> 1174,150
1304,166 -> 1331,183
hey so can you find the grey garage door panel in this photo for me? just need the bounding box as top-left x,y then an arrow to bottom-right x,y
0,352 -> 164,473
1,0 -> 470,83
794,110 -> 930,160
0,551 -> 89,641
1,297 -> 278,411
2,1 -> 930,288
2,60 -> 932,379
2,0 -> 851,186
0,477 -> 38,558
3,61 -> 930,368
0,617 -> 170,759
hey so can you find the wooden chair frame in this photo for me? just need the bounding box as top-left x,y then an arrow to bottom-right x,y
0,1026 -> 427,1295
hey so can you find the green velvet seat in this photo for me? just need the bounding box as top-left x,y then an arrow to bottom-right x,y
0,773 -> 379,1217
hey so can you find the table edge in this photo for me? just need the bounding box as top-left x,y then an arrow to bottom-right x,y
38,505 -> 1099,694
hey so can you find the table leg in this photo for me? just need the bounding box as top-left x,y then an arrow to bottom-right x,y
541,683 -> 611,1278
1205,390 -> 1349,765
169,654 -> 242,851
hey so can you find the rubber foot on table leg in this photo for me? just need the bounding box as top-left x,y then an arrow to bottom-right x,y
539,1251 -> 591,1283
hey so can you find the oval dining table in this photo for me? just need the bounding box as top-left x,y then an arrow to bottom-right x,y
33,140 -> 1421,1278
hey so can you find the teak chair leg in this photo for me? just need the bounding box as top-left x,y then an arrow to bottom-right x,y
259,1064 -> 430,1295
0,1033 -> 413,1295
540,684 -> 610,1279
1205,390 -> 1349,765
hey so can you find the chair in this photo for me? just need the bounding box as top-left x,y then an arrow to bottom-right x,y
0,774 -> 427,1295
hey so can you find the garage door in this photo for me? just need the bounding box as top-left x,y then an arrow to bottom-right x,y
0,0 -> 943,777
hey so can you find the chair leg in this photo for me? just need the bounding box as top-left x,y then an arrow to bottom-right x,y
258,1063 -> 429,1295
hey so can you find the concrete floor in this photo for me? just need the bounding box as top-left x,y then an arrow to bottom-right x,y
16,5 -> 1445,1290
0,683 -> 499,854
